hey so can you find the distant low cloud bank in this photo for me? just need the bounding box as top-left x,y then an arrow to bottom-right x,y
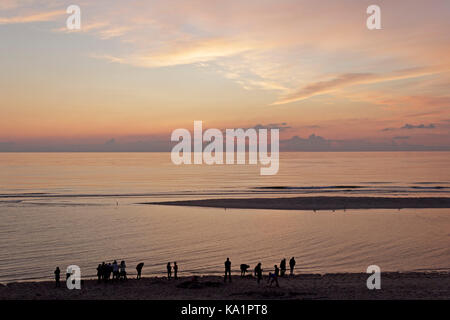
382,123 -> 437,132
280,134 -> 449,152
2,133 -> 449,152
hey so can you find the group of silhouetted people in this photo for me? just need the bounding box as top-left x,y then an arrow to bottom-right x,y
229,257 -> 297,287
96,260 -> 127,283
166,262 -> 179,280
54,256 -> 297,287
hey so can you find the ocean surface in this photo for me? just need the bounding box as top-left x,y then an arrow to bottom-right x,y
0,152 -> 449,282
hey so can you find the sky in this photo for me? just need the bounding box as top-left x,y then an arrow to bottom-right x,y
1,0 -> 449,151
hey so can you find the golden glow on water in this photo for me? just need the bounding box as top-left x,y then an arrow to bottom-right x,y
0,152 -> 449,197
0,152 -> 449,282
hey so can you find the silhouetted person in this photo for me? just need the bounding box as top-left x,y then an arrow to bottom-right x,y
254,263 -> 263,284
106,263 -> 112,282
289,257 -> 296,276
101,262 -> 106,282
268,265 -> 280,287
96,264 -> 102,283
280,258 -> 286,277
112,260 -> 119,280
136,262 -> 144,279
167,262 -> 172,279
54,267 -> 61,287
174,262 -> 178,280
240,264 -> 250,277
120,260 -> 127,280
224,258 -> 232,282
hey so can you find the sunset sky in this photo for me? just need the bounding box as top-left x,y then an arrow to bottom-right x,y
1,0 -> 449,151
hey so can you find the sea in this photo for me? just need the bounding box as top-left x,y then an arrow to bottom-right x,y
0,152 -> 449,282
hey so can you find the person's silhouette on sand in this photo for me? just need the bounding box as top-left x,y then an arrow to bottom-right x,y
289,257 -> 296,276
136,262 -> 144,279
174,262 -> 178,280
100,262 -> 106,282
224,258 -> 232,282
54,267 -> 61,288
112,260 -> 119,280
240,264 -> 250,277
268,265 -> 280,287
106,263 -> 112,281
119,261 -> 127,280
254,263 -> 263,284
167,262 -> 172,280
96,264 -> 102,283
280,258 -> 286,277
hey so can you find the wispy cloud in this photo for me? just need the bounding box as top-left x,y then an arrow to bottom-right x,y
273,67 -> 442,105
0,9 -> 64,24
93,37 -> 254,68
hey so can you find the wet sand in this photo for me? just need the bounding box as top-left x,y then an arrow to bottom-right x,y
145,196 -> 450,211
1,272 -> 449,300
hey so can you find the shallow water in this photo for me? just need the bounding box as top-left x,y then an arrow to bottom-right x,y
0,202 -> 449,282
0,152 -> 449,282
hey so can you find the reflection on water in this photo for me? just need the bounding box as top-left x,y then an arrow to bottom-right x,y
0,152 -> 449,199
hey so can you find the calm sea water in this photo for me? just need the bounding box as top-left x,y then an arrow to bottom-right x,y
0,152 -> 449,282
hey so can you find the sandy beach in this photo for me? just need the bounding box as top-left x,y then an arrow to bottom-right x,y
146,196 -> 450,211
1,272 -> 449,300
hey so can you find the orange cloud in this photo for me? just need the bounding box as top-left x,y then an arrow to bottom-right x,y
0,10 -> 64,24
273,66 -> 445,105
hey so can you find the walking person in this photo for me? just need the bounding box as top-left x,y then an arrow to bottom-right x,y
254,263 -> 263,284
54,267 -> 61,288
289,257 -> 296,276
268,265 -> 280,287
173,262 -> 178,280
224,258 -> 232,282
167,262 -> 172,280
136,262 -> 144,280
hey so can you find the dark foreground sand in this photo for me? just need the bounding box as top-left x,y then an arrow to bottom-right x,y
146,196 -> 450,211
1,273 -> 449,300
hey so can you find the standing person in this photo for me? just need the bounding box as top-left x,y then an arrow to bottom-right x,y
120,261 -> 127,280
112,260 -> 119,280
167,262 -> 172,279
254,263 -> 263,284
101,262 -> 106,282
173,262 -> 178,280
54,267 -> 61,288
96,264 -> 102,283
289,257 -> 296,276
280,258 -> 286,277
224,258 -> 232,283
106,263 -> 112,281
136,262 -> 144,280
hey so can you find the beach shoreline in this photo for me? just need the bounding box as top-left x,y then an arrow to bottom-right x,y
144,196 -> 450,211
1,272 -> 449,300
